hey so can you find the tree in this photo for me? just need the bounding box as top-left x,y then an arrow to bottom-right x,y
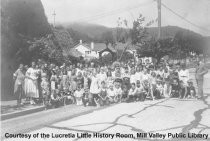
137,37 -> 175,64
101,31 -> 115,47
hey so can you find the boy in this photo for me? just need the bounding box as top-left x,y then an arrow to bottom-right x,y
186,80 -> 196,98
82,89 -> 90,106
170,79 -> 180,98
113,82 -> 122,103
136,80 -> 145,101
127,83 -> 137,102
107,85 -> 115,103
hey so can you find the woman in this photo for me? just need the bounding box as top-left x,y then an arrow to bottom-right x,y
25,62 -> 39,104
13,64 -> 25,107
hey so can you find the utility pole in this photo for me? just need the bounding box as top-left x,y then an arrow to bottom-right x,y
52,10 -> 56,27
157,0 -> 161,39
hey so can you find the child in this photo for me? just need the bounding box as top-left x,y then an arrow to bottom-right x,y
135,80 -> 145,101
41,77 -> 50,109
50,71 -> 58,95
186,80 -> 196,98
107,85 -> 115,103
127,83 -> 137,102
170,79 -> 180,98
99,81 -> 109,106
74,84 -> 84,106
142,80 -> 154,100
121,85 -> 129,102
50,85 -> 63,108
154,79 -> 164,99
82,89 -> 90,107
179,80 -> 187,99
113,82 -> 122,103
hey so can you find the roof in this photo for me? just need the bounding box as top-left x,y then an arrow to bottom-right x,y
63,48 -> 82,57
73,42 -> 116,52
73,42 -> 140,53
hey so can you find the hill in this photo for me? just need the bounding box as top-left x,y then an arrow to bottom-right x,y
63,22 -> 204,43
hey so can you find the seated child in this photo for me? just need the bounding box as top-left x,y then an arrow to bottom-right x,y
135,80 -> 145,101
186,80 -> 196,98
179,80 -> 187,99
121,85 -> 129,102
107,85 -> 115,103
154,79 -> 164,99
170,79 -> 180,98
113,82 -> 122,103
50,85 -> 63,108
142,80 -> 153,100
82,89 -> 90,107
74,84 -> 84,105
99,81 -> 109,106
127,83 -> 137,102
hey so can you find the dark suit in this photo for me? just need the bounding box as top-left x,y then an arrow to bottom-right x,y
195,64 -> 208,98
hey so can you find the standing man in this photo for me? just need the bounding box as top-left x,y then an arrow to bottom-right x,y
195,60 -> 208,99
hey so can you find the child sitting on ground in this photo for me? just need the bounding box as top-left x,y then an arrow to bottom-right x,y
154,79 -> 164,99
186,80 -> 196,98
127,83 -> 137,102
50,85 -> 63,108
121,85 -> 129,102
170,79 -> 180,98
82,89 -> 90,107
113,82 -> 122,103
107,85 -> 115,103
179,80 -> 187,99
135,80 -> 145,101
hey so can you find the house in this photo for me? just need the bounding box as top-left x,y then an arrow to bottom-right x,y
73,40 -> 116,60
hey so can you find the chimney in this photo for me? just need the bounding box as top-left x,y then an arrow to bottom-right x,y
79,40 -> 82,44
91,42 -> 94,50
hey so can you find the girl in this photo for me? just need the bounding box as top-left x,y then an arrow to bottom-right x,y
74,84 -> 84,106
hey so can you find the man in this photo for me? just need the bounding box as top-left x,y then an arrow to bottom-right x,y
195,60 -> 208,99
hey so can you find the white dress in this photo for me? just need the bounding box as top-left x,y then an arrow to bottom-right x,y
25,68 -> 39,98
90,76 -> 100,94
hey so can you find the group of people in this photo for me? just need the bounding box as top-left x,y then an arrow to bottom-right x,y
13,58 -> 208,109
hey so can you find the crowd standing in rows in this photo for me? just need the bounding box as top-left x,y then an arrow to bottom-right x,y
13,58 -> 207,109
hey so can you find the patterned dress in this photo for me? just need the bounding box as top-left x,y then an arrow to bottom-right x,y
25,68 -> 39,98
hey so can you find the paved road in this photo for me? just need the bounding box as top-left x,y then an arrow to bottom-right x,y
2,70 -> 210,141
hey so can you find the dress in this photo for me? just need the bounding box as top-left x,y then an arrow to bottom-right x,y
90,76 -> 100,94
14,69 -> 25,95
25,68 -> 39,98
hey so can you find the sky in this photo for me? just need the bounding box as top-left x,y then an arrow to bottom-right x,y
41,0 -> 210,36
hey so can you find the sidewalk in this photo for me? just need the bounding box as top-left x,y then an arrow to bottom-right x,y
1,100 -> 44,120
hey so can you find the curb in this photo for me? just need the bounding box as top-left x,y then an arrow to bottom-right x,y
1,106 -> 45,121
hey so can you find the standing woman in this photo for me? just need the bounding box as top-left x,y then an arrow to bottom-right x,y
13,64 -> 25,107
195,60 -> 208,99
25,62 -> 39,104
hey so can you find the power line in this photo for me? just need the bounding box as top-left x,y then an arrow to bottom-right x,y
74,0 -> 155,23
161,2 -> 210,33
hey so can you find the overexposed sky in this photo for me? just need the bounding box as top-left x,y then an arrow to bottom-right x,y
41,0 -> 210,36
